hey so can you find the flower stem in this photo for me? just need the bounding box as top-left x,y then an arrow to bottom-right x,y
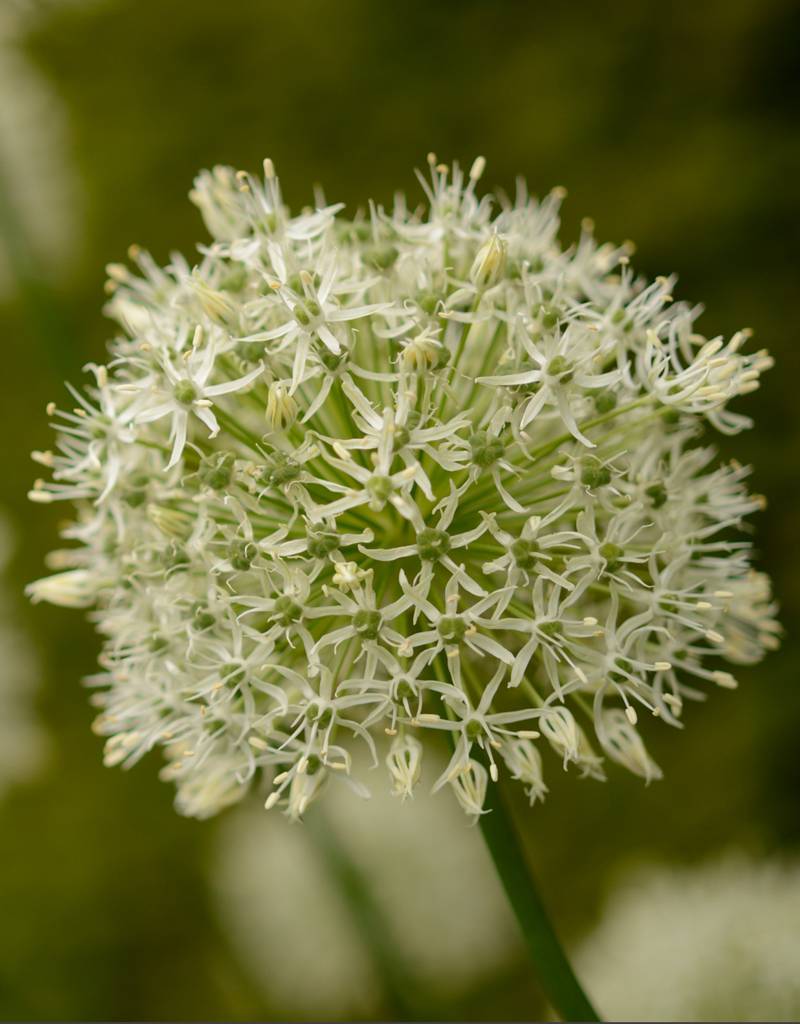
477,773 -> 600,1022
432,655 -> 599,1021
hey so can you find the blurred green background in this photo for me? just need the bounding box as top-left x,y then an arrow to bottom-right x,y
0,0 -> 798,1019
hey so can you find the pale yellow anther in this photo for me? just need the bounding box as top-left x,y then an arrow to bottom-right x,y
469,155 -> 486,181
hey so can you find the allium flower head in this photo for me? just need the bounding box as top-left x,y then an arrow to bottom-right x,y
28,154 -> 779,820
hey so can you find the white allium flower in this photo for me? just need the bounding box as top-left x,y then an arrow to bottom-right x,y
576,854 -> 800,1021
0,1 -> 90,297
27,154 -> 779,819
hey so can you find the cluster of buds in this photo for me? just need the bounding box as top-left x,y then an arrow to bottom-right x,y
27,155 -> 779,819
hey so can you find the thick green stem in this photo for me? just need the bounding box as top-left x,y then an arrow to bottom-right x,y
478,776 -> 600,1022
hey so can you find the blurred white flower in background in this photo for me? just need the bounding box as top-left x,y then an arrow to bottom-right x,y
0,515 -> 46,796
576,853 -> 800,1021
212,746 -> 520,1018
0,0 -> 93,297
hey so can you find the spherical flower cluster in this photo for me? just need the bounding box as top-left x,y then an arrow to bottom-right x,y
27,155 -> 779,820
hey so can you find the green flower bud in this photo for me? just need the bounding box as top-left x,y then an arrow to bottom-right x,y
594,391 -> 617,414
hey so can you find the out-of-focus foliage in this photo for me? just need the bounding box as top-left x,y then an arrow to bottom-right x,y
0,0 -> 797,1019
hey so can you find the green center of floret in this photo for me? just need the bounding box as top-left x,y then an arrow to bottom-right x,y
229,540 -> 256,571
469,430 -> 505,467
581,461 -> 611,488
438,615 -> 467,643
416,527 -> 451,561
599,542 -> 624,571
260,452 -> 301,487
173,379 -> 198,405
546,355 -> 572,381
353,608 -> 382,639
200,452 -> 235,490
273,595 -> 302,624
511,538 -> 539,570
307,530 -> 340,559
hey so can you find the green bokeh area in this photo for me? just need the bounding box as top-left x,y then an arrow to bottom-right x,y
1,0 -> 798,1019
